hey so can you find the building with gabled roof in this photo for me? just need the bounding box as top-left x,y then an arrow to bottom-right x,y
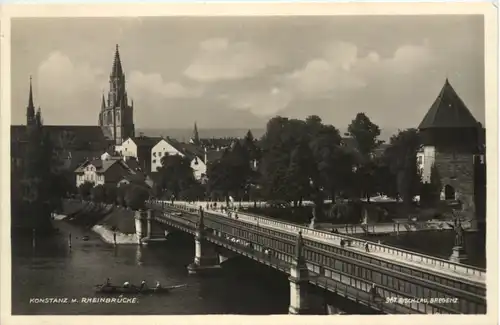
417,78 -> 485,225
74,158 -> 134,188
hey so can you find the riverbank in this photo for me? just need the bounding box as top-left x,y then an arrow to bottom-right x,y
59,199 -> 139,245
91,224 -> 139,245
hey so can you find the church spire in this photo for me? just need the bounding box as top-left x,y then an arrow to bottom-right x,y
193,122 -> 200,144
111,44 -> 123,78
101,93 -> 106,110
26,76 -> 36,125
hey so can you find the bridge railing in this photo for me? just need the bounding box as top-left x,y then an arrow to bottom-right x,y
147,200 -> 486,280
156,210 -> 465,314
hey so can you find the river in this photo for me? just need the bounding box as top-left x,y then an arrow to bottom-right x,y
12,220 -> 485,315
12,220 -> 292,315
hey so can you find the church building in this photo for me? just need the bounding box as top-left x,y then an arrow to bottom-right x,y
11,44 -> 135,172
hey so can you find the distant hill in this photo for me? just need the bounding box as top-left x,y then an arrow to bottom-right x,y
137,127 -> 400,142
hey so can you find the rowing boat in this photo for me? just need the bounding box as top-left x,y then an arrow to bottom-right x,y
94,284 -> 186,294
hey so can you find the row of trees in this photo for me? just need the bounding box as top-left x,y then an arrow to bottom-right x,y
153,113 -> 443,221
11,111 -> 69,233
78,181 -> 151,211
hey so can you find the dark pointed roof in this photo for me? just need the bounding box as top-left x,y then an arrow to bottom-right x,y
27,76 -> 35,119
111,44 -> 123,78
418,79 -> 479,129
192,122 -> 200,144
101,94 -> 106,110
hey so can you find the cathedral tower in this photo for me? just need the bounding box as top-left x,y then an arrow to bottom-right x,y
26,76 -> 36,126
98,44 -> 135,145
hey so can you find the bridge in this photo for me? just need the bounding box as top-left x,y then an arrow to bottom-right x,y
138,200 -> 486,315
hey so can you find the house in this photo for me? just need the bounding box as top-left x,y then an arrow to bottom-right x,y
74,158 -> 134,188
151,137 -> 207,180
115,136 -> 163,173
118,172 -> 154,189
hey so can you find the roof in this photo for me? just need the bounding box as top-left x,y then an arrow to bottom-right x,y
124,157 -> 141,171
198,137 -> 237,150
206,150 -> 225,163
11,125 -> 111,150
165,137 -> 204,160
74,158 -> 131,174
418,79 -> 480,129
129,136 -> 163,148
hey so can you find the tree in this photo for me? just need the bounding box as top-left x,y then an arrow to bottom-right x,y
347,113 -> 383,200
347,113 -> 382,158
116,184 -> 128,207
78,181 -> 94,200
157,154 -> 197,200
124,184 -> 150,210
91,184 -> 106,203
207,142 -> 252,204
16,111 -> 59,232
103,184 -> 117,204
383,129 -> 422,207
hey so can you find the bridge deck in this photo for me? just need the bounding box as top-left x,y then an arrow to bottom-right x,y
172,202 -> 485,284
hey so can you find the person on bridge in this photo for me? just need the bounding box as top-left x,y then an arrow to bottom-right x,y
365,242 -> 370,252
155,281 -> 162,289
104,278 -> 111,287
140,280 -> 146,290
340,239 -> 345,248
123,281 -> 130,288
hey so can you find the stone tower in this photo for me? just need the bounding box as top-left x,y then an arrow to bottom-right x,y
418,78 -> 485,222
98,44 -> 135,145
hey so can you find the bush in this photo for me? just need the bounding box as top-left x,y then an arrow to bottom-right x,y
91,184 -> 105,203
78,181 -> 94,200
116,184 -> 128,207
124,184 -> 150,210
103,184 -> 117,204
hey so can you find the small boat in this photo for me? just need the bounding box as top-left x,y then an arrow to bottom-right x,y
94,284 -> 186,295
82,236 -> 90,241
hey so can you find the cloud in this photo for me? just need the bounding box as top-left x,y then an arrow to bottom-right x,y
281,41 -> 433,99
36,51 -> 106,124
228,87 -> 292,116
38,51 -> 105,96
128,71 -> 203,98
184,38 -> 278,82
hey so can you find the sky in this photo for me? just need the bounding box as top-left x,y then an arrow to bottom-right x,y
11,15 -> 485,134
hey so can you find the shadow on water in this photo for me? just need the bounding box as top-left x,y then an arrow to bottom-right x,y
361,230 -> 486,268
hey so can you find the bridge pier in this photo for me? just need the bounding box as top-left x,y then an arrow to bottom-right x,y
187,207 -> 221,275
134,210 -> 151,245
288,231 -> 311,315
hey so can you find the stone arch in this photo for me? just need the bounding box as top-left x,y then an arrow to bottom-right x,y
444,184 -> 456,200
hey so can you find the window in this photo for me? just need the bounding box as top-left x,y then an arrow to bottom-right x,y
153,152 -> 156,157
152,159 -> 156,163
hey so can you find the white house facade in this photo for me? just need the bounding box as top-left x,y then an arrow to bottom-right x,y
151,139 -> 184,172
75,159 -> 134,188
151,138 -> 207,180
115,138 -> 138,159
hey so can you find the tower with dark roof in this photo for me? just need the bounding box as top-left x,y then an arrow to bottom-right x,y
98,44 -> 135,145
418,79 -> 485,223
